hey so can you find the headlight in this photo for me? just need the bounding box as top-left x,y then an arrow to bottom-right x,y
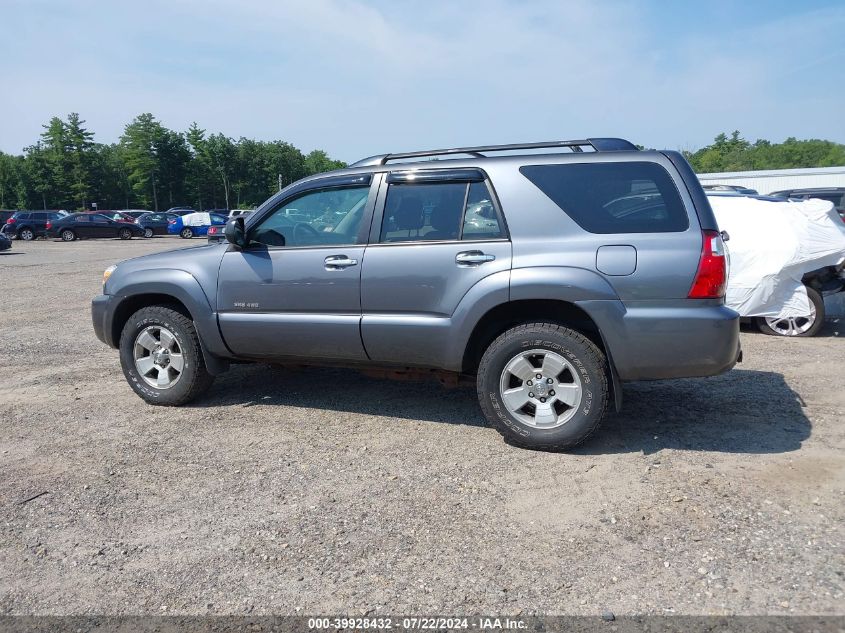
103,265 -> 117,288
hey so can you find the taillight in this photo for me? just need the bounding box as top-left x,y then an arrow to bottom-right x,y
168,219 -> 176,224
208,226 -> 218,235
45,220 -> 52,229
688,230 -> 727,299
7,217 -> 15,224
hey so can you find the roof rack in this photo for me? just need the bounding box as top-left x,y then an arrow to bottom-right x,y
350,137 -> 638,167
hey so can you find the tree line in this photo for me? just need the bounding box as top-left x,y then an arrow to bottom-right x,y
0,113 -> 347,212
683,131 -> 845,173
2,118 -> 844,212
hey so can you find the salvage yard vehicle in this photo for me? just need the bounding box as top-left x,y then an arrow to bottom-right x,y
136,212 -> 179,238
167,212 -> 228,238
46,213 -> 147,241
768,187 -> 845,220
1,211 -> 66,240
707,192 -> 845,337
92,137 -> 741,450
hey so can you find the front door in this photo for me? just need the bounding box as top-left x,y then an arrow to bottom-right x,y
360,171 -> 512,367
217,177 -> 377,360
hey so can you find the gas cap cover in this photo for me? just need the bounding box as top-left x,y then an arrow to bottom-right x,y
596,245 -> 637,276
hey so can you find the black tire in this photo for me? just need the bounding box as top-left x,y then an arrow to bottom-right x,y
119,306 -> 214,405
19,227 -> 35,241
477,322 -> 609,451
755,286 -> 825,337
180,227 -> 193,239
143,227 -> 154,238
61,229 -> 76,242
118,227 -> 133,240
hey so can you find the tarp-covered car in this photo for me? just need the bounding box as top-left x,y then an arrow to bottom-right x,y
708,193 -> 845,336
167,212 -> 227,239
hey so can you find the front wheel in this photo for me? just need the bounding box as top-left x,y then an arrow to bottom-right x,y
119,306 -> 214,405
61,229 -> 76,242
180,227 -> 193,239
143,227 -> 154,238
755,286 -> 825,337
19,228 -> 35,241
118,227 -> 133,240
476,322 -> 609,451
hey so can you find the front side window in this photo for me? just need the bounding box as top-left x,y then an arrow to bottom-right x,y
380,180 -> 504,243
249,185 -> 370,248
520,162 -> 689,233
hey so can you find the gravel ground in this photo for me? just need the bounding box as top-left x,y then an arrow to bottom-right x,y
0,237 -> 843,617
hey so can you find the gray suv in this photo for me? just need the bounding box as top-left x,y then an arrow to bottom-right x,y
92,138 -> 740,450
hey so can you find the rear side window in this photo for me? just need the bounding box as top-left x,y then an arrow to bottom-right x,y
380,181 -> 505,242
520,162 -> 689,233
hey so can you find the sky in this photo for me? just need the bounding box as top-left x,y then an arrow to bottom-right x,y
1,0 -> 844,163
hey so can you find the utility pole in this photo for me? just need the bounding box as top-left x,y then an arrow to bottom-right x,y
278,174 -> 282,192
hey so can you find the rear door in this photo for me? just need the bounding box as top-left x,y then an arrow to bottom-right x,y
360,169 -> 512,366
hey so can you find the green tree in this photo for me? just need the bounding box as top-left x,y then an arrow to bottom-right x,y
120,113 -> 168,210
686,132 -> 845,173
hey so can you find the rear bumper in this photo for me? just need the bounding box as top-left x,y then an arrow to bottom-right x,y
579,300 -> 741,381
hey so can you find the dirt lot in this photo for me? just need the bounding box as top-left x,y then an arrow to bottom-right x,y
0,236 -> 843,617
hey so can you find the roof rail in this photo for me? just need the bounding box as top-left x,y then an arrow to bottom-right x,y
350,137 -> 638,167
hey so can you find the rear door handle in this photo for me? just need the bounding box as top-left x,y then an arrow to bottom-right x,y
456,250 -> 496,266
324,255 -> 359,270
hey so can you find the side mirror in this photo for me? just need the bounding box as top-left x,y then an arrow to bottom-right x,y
224,217 -> 248,248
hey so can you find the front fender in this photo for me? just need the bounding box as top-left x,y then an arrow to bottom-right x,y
107,269 -> 231,372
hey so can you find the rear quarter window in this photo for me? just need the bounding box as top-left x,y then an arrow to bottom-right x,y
520,162 -> 689,233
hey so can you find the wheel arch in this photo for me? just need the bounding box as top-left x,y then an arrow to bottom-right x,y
108,274 -> 230,374
462,299 -> 623,412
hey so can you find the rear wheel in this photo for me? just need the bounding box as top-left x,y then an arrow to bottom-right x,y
755,286 -> 825,337
180,227 -> 193,239
477,322 -> 609,451
19,227 -> 35,241
118,227 -> 133,240
119,306 -> 214,405
61,229 -> 76,242
143,227 -> 154,238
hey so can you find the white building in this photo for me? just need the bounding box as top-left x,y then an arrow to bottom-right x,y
697,165 -> 845,194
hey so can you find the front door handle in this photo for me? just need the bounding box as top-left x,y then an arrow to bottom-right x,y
324,255 -> 359,270
456,250 -> 496,266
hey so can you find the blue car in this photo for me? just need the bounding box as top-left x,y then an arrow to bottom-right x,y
167,212 -> 228,239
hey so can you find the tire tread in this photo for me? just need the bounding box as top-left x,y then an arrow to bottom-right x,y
119,305 -> 214,406
477,322 -> 608,451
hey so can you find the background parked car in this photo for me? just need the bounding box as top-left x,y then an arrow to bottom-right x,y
167,212 -> 227,238
1,211 -> 66,240
136,212 -> 179,237
0,210 -> 15,225
228,209 -> 254,218
0,232 -> 11,252
46,213 -> 146,241
768,187 -> 845,219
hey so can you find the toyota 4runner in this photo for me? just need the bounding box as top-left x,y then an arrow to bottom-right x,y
92,138 -> 741,450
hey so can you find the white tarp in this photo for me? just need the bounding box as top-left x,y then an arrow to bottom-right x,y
181,212 -> 212,227
708,195 -> 845,318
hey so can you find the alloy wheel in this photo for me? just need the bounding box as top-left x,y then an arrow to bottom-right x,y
133,325 -> 185,389
498,348 -> 582,428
